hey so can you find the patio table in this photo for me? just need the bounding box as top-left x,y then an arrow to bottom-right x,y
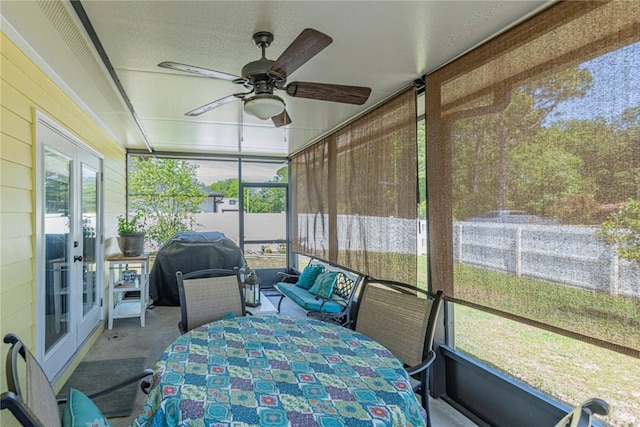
134,315 -> 427,426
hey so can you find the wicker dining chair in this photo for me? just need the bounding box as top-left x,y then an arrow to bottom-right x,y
352,278 -> 444,427
176,267 -> 245,334
0,333 -> 152,427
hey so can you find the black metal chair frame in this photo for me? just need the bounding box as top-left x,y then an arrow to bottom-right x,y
1,333 -> 153,427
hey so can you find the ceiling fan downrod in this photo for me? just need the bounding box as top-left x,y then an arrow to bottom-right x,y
252,31 -> 273,59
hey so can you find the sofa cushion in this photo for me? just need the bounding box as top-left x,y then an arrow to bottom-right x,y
276,283 -> 344,313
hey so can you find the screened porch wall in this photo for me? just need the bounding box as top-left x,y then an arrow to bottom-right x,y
427,0 -> 640,358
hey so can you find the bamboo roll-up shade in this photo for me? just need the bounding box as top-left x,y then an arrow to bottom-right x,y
426,0 -> 640,356
291,88 -> 418,283
291,139 -> 331,260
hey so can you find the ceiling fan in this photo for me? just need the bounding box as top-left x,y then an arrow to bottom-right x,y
158,28 -> 371,127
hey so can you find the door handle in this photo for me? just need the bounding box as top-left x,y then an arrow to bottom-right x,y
74,255 -> 83,262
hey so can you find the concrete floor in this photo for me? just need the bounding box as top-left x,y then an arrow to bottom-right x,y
83,295 -> 477,427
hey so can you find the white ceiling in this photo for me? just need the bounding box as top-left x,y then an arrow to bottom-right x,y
1,0 -> 552,157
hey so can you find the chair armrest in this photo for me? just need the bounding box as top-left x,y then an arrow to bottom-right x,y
554,398 -> 609,427
140,377 -> 153,395
1,391 -> 41,427
582,398 -> 609,416
57,368 -> 155,403
406,349 -> 437,376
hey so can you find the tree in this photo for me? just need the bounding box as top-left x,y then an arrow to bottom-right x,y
244,187 -> 287,213
494,68 -> 593,210
451,66 -> 594,220
208,166 -> 288,213
248,166 -> 289,212
597,198 -> 640,265
128,158 -> 207,247
272,166 -> 288,183
209,178 -> 239,198
618,107 -> 640,200
418,121 -> 427,219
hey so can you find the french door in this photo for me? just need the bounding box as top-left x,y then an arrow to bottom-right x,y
36,113 -> 103,379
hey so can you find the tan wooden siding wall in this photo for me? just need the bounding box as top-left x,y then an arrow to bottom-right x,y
0,33 -> 127,393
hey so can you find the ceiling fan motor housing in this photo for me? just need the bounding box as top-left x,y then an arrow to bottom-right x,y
241,58 -> 276,81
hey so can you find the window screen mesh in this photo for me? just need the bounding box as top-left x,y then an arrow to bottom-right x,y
292,89 -> 418,283
427,0 -> 640,357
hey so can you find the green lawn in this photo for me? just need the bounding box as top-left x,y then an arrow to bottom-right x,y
451,263 -> 640,426
455,305 -> 640,426
454,264 -> 639,354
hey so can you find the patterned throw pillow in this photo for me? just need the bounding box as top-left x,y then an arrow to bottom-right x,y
295,265 -> 324,290
308,272 -> 339,299
62,388 -> 112,427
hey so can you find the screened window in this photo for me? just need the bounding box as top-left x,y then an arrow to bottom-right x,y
127,154 -> 288,269
426,1 -> 640,424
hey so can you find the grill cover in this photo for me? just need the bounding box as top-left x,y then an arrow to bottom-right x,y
149,232 -> 246,306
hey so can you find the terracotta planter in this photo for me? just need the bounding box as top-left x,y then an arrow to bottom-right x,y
117,232 -> 146,257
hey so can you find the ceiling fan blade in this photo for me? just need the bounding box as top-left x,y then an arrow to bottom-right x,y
269,29 -> 332,77
185,95 -> 240,116
159,61 -> 244,83
272,109 -> 292,127
285,82 -> 371,105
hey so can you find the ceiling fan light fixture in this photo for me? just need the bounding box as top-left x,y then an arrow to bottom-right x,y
243,94 -> 285,120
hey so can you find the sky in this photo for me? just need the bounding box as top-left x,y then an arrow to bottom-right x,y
547,41 -> 640,125
192,159 -> 287,185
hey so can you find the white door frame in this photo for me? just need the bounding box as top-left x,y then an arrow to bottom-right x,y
35,111 -> 104,380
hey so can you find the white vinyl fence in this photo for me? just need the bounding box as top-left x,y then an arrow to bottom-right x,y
447,222 -> 639,297
185,213 -> 638,298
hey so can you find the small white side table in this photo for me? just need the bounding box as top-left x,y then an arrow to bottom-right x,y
107,255 -> 149,329
246,292 -> 278,315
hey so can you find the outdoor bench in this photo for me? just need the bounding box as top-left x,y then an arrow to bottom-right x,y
274,257 -> 363,325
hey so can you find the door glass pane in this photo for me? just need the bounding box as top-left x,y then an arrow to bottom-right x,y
243,186 -> 287,268
82,165 -> 98,316
44,150 -> 71,351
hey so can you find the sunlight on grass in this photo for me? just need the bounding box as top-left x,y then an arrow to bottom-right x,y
454,264 -> 639,353
455,305 -> 640,426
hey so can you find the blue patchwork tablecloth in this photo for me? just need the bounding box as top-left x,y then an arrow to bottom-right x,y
133,315 -> 427,426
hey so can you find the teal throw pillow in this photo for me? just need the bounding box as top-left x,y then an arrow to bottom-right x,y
62,388 -> 112,427
296,265 -> 324,290
218,311 -> 237,321
308,272 -> 339,299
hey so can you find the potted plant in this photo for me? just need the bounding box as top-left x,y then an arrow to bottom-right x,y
117,213 -> 146,257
